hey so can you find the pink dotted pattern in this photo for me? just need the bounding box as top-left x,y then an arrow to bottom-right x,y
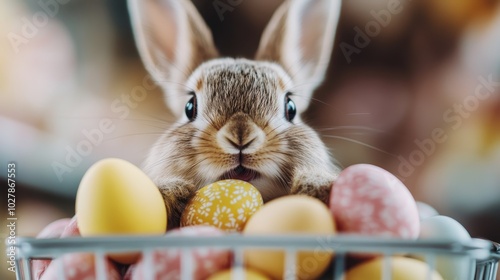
40,253 -> 121,280
32,218 -> 71,280
330,164 -> 420,239
33,216 -> 83,280
127,226 -> 231,280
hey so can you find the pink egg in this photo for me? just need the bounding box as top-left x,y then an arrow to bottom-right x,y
40,253 -> 120,280
36,219 -> 71,239
127,226 -> 231,280
32,216 -> 82,280
60,216 -> 80,237
330,164 -> 419,239
32,218 -> 71,280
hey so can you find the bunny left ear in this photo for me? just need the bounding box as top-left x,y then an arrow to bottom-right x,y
128,0 -> 218,116
255,0 -> 341,112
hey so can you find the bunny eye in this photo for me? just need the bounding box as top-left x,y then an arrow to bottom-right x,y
285,95 -> 296,122
185,95 -> 197,121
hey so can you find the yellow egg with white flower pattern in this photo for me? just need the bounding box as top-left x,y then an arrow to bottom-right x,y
181,180 -> 263,232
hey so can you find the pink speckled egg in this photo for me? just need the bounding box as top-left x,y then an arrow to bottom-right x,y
32,218 -> 71,280
127,226 -> 231,280
36,219 -> 72,239
60,216 -> 80,237
330,164 -> 419,239
32,216 -> 82,280
40,253 -> 120,280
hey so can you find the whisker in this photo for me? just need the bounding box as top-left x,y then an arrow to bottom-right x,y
343,132 -> 369,136
317,126 -> 385,133
322,135 -> 397,157
264,121 -> 288,138
308,97 -> 336,108
346,113 -> 372,116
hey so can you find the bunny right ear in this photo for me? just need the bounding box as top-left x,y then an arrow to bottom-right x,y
256,0 -> 341,113
128,0 -> 218,115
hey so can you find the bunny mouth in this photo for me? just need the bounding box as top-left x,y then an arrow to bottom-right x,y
221,165 -> 259,182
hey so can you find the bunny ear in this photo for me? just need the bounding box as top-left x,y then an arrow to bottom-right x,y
128,0 -> 218,114
256,0 -> 341,111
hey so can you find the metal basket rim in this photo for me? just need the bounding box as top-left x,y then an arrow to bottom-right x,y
8,234 -> 499,261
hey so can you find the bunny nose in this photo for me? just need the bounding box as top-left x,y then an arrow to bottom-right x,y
217,113 -> 265,153
225,137 -> 255,151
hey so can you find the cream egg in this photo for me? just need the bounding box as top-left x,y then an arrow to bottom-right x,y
417,215 -> 474,280
416,202 -> 439,220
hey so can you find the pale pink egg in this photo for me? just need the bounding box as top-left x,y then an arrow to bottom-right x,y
40,253 -> 121,280
127,226 -> 231,280
330,164 -> 420,239
60,216 -> 80,237
36,218 -> 71,239
32,216 -> 82,280
32,218 -> 71,280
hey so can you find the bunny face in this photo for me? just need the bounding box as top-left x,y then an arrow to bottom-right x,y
129,0 -> 342,220
145,58 -> 331,200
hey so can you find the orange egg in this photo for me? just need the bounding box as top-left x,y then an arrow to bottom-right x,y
207,268 -> 272,280
345,257 -> 443,280
243,195 -> 336,280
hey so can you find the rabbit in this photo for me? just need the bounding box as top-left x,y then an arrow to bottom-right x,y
128,0 -> 342,228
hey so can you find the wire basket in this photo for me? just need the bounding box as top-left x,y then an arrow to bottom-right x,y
9,234 -> 500,280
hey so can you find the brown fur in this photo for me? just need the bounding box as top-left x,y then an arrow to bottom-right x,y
129,0 -> 342,228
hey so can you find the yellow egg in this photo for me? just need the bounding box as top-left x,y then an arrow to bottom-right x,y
243,195 -> 336,280
76,158 -> 167,263
345,257 -> 443,280
181,179 -> 263,231
207,268 -> 272,280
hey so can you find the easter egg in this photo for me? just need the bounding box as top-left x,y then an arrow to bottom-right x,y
32,216 -> 82,280
419,216 -> 471,241
344,257 -> 443,280
416,202 -> 439,220
330,164 -> 419,239
417,215 -> 474,280
76,158 -> 167,263
32,218 -> 72,280
126,226 -> 231,280
36,218 -> 71,239
207,268 -> 272,280
60,215 -> 80,237
181,179 -> 263,231
40,253 -> 121,280
243,195 -> 336,280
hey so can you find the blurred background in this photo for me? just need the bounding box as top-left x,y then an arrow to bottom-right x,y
1,0 -> 499,278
